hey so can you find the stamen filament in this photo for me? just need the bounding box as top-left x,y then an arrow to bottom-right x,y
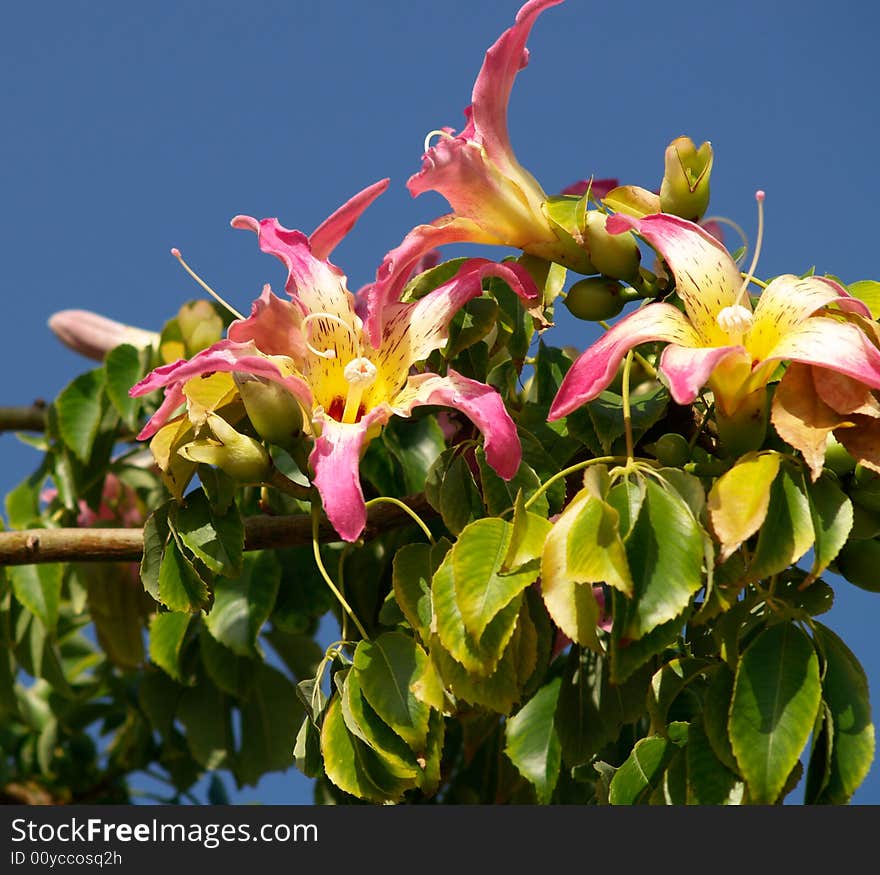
301,311 -> 361,360
170,248 -> 245,321
423,129 -> 453,153
735,191 -> 765,306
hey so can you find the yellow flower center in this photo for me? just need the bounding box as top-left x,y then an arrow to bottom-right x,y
716,305 -> 754,344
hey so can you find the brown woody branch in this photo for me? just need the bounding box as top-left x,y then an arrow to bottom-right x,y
0,403 -> 48,433
0,494 -> 435,566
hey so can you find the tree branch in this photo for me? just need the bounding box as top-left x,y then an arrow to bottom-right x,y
0,403 -> 48,433
0,494 -> 436,566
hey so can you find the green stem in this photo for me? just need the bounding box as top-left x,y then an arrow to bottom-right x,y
311,503 -> 368,641
523,455 -> 627,512
621,351 -> 635,463
364,496 -> 434,544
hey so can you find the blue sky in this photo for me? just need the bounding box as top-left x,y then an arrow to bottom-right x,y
2,0 -> 880,804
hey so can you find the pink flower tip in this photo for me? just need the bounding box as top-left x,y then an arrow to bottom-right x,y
170,247 -> 181,258
755,190 -> 765,202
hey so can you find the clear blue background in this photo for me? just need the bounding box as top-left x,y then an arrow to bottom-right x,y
2,0 -> 879,804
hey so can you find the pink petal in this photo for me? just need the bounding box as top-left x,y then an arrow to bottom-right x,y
231,215 -> 358,327
660,343 -> 743,405
606,212 -> 743,345
227,284 -> 308,362
130,339 -> 313,439
377,257 -> 540,375
396,369 -> 521,479
548,303 -> 700,420
308,178 -> 390,261
764,316 -> 880,390
469,0 -> 563,177
309,407 -> 390,542
362,214 -> 496,346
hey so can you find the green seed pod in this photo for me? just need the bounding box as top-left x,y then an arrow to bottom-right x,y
234,373 -> 304,449
177,300 -> 224,354
564,277 -> 628,322
653,433 -> 692,468
659,136 -> 713,222
583,211 -> 641,281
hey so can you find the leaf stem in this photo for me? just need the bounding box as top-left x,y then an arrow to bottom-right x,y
311,503 -> 368,641
621,351 -> 635,463
523,455 -> 628,512
364,496 -> 434,544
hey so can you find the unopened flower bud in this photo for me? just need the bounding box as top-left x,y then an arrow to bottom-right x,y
177,300 -> 224,354
234,374 -> 304,448
583,211 -> 641,281
178,412 -> 270,483
48,309 -> 159,361
659,136 -> 714,221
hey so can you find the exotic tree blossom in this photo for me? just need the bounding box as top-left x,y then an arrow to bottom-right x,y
363,0 -> 594,344
130,183 -> 538,542
548,197 -> 880,439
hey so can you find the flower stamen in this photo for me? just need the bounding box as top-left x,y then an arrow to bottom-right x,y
341,356 -> 378,424
735,190 -> 765,307
717,304 -> 754,344
423,129 -> 454,154
171,248 -> 245,321
301,312 -> 361,360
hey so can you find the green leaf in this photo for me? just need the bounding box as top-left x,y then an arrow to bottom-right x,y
140,503 -> 171,603
504,494 -> 552,571
619,476 -> 705,640
104,343 -> 143,430
55,368 -> 107,463
199,625 -> 256,700
556,647 -> 653,768
352,632 -> 437,753
449,517 -> 540,642
587,384 -> 669,455
234,663 -> 303,788
5,462 -> 50,530
148,611 -> 193,682
204,551 -> 280,657
446,296 -> 499,358
708,451 -> 781,560
700,662 -> 739,773
729,622 -> 821,804
609,728 -> 686,805
686,718 -> 745,804
157,539 -> 210,613
320,694 -> 412,803
747,465 -> 814,581
339,669 -> 421,783
84,564 -> 147,669
382,414 -> 447,496
811,623 -> 875,803
9,564 -> 62,635
848,279 -> 880,319
178,676 -> 233,769
138,669 -> 184,738
425,449 -> 483,536
647,657 -> 717,735
504,677 -> 562,804
173,487 -> 244,578
432,540 -> 523,677
805,473 -> 853,586
476,447 -> 548,517
391,540 -> 449,642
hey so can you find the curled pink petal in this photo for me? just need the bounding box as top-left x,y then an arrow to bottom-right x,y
308,178 -> 390,261
659,343 -> 743,405
227,284 -> 308,361
549,303 -> 700,420
397,369 -> 521,479
309,408 -> 390,542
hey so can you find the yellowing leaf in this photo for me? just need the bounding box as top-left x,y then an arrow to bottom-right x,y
708,452 -> 782,560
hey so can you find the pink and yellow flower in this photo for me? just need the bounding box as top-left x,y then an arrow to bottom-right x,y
363,0 -> 588,343
548,207 -> 880,437
130,183 -> 538,542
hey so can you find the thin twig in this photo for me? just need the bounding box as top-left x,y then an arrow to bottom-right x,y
0,404 -> 48,433
0,493 -> 435,566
